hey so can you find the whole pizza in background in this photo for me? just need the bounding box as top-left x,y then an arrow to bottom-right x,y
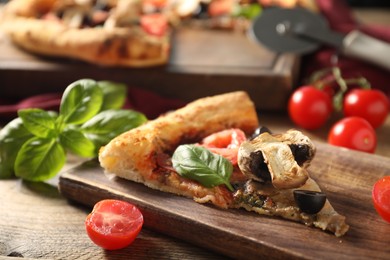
0,0 -> 172,67
0,0 -> 318,67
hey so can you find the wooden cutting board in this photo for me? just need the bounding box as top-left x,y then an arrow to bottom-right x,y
59,142 -> 390,260
0,28 -> 299,111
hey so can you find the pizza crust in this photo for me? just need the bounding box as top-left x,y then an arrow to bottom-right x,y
0,0 -> 57,18
99,91 -> 259,179
1,16 -> 169,67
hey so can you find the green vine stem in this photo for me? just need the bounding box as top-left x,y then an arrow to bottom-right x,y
307,66 -> 372,112
344,77 -> 372,89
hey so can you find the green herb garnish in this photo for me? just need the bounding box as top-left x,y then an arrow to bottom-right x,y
232,3 -> 262,19
0,79 -> 147,181
172,145 -> 234,191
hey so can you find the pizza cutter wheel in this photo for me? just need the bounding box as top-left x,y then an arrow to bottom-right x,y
249,7 -> 390,71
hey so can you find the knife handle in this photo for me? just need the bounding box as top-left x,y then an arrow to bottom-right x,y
342,30 -> 390,71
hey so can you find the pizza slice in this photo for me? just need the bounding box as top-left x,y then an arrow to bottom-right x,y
163,0 -> 319,31
0,0 -> 170,67
98,91 -> 349,237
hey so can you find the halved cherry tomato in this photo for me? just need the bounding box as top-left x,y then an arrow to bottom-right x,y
343,89 -> 389,128
328,116 -> 376,153
85,199 -> 144,250
288,86 -> 333,130
201,128 -> 246,165
140,13 -> 168,37
372,176 -> 390,223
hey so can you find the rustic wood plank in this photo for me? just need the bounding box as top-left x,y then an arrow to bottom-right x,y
0,28 -> 299,111
58,142 -> 390,260
0,179 -> 226,259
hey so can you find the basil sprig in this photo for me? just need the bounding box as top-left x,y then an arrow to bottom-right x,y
172,145 -> 234,191
0,79 -> 147,181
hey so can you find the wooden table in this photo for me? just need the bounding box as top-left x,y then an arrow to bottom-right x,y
1,6 -> 390,259
1,112 -> 389,259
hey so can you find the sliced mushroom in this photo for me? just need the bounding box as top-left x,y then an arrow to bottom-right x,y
104,0 -> 142,29
238,129 -> 316,190
53,0 -> 94,28
166,0 -> 201,17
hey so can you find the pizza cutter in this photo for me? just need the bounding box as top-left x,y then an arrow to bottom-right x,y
249,7 -> 390,71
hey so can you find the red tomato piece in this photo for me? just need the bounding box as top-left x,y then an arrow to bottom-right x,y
372,176 -> 390,223
143,0 -> 167,9
288,86 -> 333,130
343,89 -> 390,128
140,13 -> 168,37
41,12 -> 62,23
201,128 -> 246,165
91,10 -> 110,26
328,116 -> 377,153
85,199 -> 144,250
208,0 -> 233,16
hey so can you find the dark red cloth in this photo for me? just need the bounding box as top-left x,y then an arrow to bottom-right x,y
0,86 -> 185,121
123,87 -> 186,119
301,0 -> 390,98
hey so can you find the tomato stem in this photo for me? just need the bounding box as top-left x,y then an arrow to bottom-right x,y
307,66 -> 372,112
344,77 -> 372,89
332,67 -> 348,93
309,67 -> 333,86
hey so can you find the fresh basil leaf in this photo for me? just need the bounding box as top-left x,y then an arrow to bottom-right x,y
14,137 -> 66,181
60,79 -> 103,125
98,81 -> 127,110
59,127 -> 96,158
232,3 -> 262,19
172,145 -> 234,191
0,118 -> 34,179
18,108 -> 57,138
81,109 -> 147,149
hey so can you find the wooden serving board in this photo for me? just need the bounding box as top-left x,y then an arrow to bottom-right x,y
59,142 -> 390,260
0,28 -> 299,111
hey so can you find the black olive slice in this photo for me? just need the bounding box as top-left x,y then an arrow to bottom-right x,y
249,151 -> 271,182
94,0 -> 110,11
293,190 -> 326,214
289,144 -> 311,166
193,2 -> 209,19
250,126 -> 272,140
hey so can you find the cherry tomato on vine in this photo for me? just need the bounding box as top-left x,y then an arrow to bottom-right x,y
328,117 -> 376,153
85,199 -> 144,250
372,176 -> 390,223
288,86 -> 333,130
344,89 -> 389,128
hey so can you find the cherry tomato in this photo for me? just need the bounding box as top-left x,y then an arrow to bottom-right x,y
140,13 -> 168,36
328,117 -> 376,153
372,176 -> 390,223
288,86 -> 333,130
201,128 -> 246,165
344,89 -> 389,128
85,199 -> 143,250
